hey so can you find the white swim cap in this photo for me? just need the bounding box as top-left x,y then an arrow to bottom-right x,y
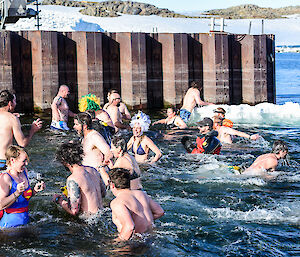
130,111 -> 151,133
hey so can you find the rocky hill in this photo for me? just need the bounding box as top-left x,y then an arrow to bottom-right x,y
204,4 -> 300,19
41,1 -> 300,19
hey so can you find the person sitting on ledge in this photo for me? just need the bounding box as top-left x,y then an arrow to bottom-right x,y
182,117 -> 221,155
109,168 -> 164,241
213,116 -> 259,144
179,81 -> 213,123
152,107 -> 187,130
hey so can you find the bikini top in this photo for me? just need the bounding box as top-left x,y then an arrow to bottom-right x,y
132,136 -> 146,155
5,171 -> 32,209
166,116 -> 177,130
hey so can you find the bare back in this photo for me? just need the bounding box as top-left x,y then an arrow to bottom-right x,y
82,130 -> 110,168
68,166 -> 103,214
217,126 -> 233,144
111,190 -> 152,234
106,105 -> 123,130
181,88 -> 200,113
243,153 -> 278,176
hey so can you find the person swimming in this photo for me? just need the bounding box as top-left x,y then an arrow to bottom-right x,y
152,107 -> 187,130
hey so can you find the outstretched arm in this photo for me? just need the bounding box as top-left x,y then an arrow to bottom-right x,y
194,90 -> 212,106
152,118 -> 167,125
174,117 -> 187,129
12,115 -> 42,147
225,127 -> 259,140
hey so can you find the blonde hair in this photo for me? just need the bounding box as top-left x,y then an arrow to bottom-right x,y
5,145 -> 29,165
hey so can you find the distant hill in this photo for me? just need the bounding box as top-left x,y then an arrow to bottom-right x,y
41,1 -> 300,19
203,4 -> 300,19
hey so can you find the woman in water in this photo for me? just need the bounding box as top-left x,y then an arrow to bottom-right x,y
0,145 -> 45,228
152,107 -> 187,129
111,136 -> 143,190
127,112 -> 162,164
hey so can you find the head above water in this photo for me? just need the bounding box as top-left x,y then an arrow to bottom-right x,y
111,136 -> 128,156
109,168 -> 131,189
272,140 -> 288,156
75,112 -> 93,130
213,107 -> 226,118
130,111 -> 151,135
0,89 -> 16,109
5,145 -> 29,167
58,85 -> 70,98
197,117 -> 213,130
107,89 -> 118,102
56,141 -> 83,166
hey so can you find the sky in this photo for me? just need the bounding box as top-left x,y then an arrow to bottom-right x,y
131,0 -> 300,12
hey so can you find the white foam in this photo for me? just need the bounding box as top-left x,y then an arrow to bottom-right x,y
205,203 -> 300,224
190,102 -> 300,126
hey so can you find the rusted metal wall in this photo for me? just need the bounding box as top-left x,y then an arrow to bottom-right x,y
0,31 -> 275,112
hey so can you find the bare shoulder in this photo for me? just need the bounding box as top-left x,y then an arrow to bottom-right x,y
0,172 -> 12,184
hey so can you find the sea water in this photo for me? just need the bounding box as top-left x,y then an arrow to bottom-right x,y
0,53 -> 299,256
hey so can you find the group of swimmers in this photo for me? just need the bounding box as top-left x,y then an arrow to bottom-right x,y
0,82 -> 289,240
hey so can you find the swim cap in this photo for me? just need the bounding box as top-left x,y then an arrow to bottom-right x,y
130,111 -> 151,133
78,94 -> 101,112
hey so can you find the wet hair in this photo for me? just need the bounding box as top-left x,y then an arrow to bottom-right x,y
85,110 -> 96,120
190,81 -> 199,88
75,112 -> 92,129
0,90 -> 15,108
5,145 -> 29,165
111,136 -> 127,153
109,168 -> 131,189
108,89 -> 118,95
214,107 -> 226,115
56,141 -> 83,166
272,140 -> 288,154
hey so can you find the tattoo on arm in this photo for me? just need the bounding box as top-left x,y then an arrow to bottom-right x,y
67,180 -> 81,213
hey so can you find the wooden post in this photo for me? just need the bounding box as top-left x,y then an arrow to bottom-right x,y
158,33 -> 189,107
28,31 -> 59,111
115,32 -> 147,109
0,31 -> 13,92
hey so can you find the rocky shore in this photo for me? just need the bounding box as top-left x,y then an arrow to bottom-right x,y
41,1 -> 300,19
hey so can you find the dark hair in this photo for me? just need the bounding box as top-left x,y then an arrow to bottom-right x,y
109,168 -> 131,189
111,136 -> 127,153
85,110 -> 96,120
272,140 -> 288,154
56,141 -> 83,166
0,90 -> 14,108
108,89 -> 118,95
75,112 -> 92,129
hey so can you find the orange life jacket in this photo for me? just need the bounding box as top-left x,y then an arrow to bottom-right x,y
191,134 -> 221,155
222,119 -> 233,128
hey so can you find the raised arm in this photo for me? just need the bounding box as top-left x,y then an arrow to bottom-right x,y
144,136 -> 162,164
12,115 -> 42,147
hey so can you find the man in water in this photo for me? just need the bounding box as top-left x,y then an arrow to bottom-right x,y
104,89 -> 131,120
73,112 -> 113,185
242,140 -> 288,179
182,117 -> 221,154
105,92 -> 130,131
213,107 -> 233,128
109,168 -> 164,240
179,81 -> 213,123
51,85 -> 75,131
53,142 -> 104,216
213,116 -> 259,144
0,90 -> 42,171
